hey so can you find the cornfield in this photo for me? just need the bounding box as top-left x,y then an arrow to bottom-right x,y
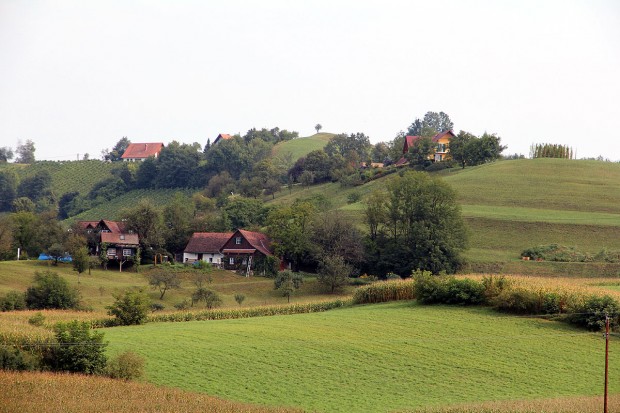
0,370 -> 303,413
352,279 -> 415,304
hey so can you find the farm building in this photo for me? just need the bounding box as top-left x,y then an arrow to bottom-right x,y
212,133 -> 233,145
121,142 -> 164,162
396,130 -> 456,165
78,219 -> 139,271
183,229 -> 275,274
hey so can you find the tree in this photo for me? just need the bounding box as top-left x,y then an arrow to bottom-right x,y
122,199 -> 164,254
191,288 -> 222,308
147,270 -> 181,299
15,140 -> 35,164
72,246 -> 90,282
449,131 -> 475,168
310,211 -> 364,267
315,124 -> 322,133
324,133 -> 371,164
25,271 -> 80,310
46,243 -> 65,265
0,170 -> 18,211
17,170 -> 52,203
266,202 -> 316,271
203,138 -> 211,154
364,171 -> 468,276
105,137 -> 131,161
405,137 -> 434,168
163,193 -> 195,254
274,270 -> 303,303
407,112 -> 453,136
317,254 -> 351,293
47,321 -> 107,374
107,289 -> 151,325
0,147 -> 13,162
154,141 -> 202,188
222,197 -> 268,229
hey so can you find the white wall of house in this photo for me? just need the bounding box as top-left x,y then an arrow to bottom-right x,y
183,252 -> 224,264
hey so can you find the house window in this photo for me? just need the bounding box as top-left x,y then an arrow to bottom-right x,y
122,249 -> 132,257
107,248 -> 116,257
242,258 -> 247,265
209,257 -> 213,263
229,257 -> 235,265
235,237 -> 242,245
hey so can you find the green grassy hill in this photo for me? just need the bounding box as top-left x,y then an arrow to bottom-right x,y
1,160 -> 116,197
268,159 -> 620,270
105,301 -> 618,412
272,133 -> 335,160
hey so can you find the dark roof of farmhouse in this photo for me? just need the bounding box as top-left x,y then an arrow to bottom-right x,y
237,229 -> 272,256
185,232 -> 234,253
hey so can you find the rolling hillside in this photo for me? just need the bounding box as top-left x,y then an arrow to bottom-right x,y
1,160 -> 116,197
268,159 -> 620,269
271,132 -> 335,160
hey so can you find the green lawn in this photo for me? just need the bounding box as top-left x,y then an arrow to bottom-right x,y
272,133 -> 334,160
104,301 -> 618,412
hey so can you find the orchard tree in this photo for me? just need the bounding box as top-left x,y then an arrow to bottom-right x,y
449,131 -> 476,169
317,254 -> 351,293
147,270 -> 181,299
315,124 -> 322,133
274,270 -> 303,303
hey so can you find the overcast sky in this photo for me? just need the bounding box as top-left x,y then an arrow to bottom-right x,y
1,0 -> 619,161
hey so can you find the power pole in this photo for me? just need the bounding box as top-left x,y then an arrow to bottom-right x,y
604,314 -> 610,413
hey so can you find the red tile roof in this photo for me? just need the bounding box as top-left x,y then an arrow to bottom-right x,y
121,143 -> 164,160
101,232 -> 139,246
184,232 -> 234,254
213,134 -> 233,145
237,229 -> 272,256
403,130 -> 455,154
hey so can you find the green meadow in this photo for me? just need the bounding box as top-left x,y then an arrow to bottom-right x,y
272,133 -> 335,160
104,301 -> 618,413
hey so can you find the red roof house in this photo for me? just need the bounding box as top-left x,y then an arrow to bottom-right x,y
398,130 -> 456,164
213,134 -> 233,145
183,232 -> 233,266
121,143 -> 164,162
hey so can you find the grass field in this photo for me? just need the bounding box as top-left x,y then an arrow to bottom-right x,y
104,301 -> 619,413
271,133 -> 334,160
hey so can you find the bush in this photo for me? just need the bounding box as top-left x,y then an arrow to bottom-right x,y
0,290 -> 26,311
234,293 -> 245,305
567,295 -> 620,331
192,288 -> 222,309
492,288 -> 542,314
521,244 -> 592,262
414,272 -> 486,306
347,192 -> 361,204
105,351 -> 145,381
106,289 -> 151,325
481,275 -> 511,301
174,299 -> 190,310
28,312 -> 46,327
425,161 -> 452,172
46,320 -> 107,374
0,346 -> 39,371
150,303 -> 165,312
25,271 -> 80,310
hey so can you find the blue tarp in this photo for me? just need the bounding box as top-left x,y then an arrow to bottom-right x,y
38,253 -> 73,263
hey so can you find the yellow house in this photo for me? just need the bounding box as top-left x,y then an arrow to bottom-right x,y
402,130 -> 455,162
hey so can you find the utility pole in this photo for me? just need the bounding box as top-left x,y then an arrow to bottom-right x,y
604,314 -> 609,413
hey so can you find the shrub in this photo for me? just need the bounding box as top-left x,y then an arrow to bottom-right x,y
192,260 -> 212,271
192,288 -> 222,309
150,303 -> 165,312
106,289 -> 151,325
492,288 -> 542,315
46,321 -> 107,374
105,351 -> 145,381
347,192 -> 361,204
234,293 -> 245,306
28,312 -> 46,327
521,244 -> 592,262
414,272 -> 486,306
0,346 -> 39,371
25,271 -> 80,310
567,295 -> 620,331
174,299 -> 190,310
481,275 -> 511,301
0,290 -> 26,311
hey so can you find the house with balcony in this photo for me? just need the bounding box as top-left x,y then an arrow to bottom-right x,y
396,130 -> 456,165
77,219 -> 140,271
